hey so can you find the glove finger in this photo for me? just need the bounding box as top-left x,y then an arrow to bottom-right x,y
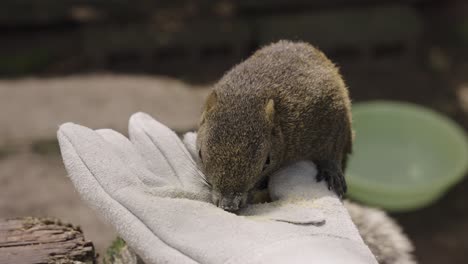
128,113 -> 177,185
269,161 -> 336,201
57,126 -> 197,264
182,132 -> 200,163
58,123 -> 143,194
96,129 -> 170,187
129,112 -> 207,189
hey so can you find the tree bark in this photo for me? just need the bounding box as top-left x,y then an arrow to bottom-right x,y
0,217 -> 96,264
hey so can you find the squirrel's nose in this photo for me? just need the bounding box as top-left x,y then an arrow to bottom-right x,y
219,197 -> 240,211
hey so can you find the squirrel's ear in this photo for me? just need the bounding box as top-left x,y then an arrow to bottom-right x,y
200,91 -> 218,125
265,99 -> 275,123
205,90 -> 218,112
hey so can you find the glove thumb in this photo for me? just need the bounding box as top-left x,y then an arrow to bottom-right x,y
269,161 -> 337,201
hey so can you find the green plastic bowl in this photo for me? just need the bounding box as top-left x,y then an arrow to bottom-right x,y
347,101 -> 468,212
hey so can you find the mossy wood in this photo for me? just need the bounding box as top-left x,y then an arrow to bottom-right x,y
104,237 -> 143,264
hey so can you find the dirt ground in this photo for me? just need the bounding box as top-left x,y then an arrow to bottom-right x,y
0,69 -> 467,263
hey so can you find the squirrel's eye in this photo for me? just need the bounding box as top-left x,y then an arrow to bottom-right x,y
198,149 -> 203,161
262,154 -> 271,171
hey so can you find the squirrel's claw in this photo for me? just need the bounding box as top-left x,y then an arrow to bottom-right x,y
316,160 -> 347,198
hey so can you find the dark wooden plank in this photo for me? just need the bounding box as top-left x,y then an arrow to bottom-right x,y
0,217 -> 96,264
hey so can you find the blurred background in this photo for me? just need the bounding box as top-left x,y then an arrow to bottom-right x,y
0,0 -> 467,263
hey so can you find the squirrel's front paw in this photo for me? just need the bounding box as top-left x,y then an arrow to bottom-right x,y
316,160 -> 347,198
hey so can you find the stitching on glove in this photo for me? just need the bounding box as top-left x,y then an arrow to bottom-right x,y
139,120 -> 207,189
140,127 -> 181,185
272,218 -> 326,226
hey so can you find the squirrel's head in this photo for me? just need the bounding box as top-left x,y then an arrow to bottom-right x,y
197,91 -> 278,211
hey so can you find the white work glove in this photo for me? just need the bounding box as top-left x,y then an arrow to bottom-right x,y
57,112 -> 377,264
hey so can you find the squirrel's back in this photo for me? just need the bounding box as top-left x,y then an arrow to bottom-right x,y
214,40 -> 352,163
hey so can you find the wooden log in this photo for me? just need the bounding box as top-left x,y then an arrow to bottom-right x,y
0,217 -> 96,264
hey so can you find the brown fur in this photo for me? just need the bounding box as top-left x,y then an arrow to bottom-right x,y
197,40 -> 353,209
